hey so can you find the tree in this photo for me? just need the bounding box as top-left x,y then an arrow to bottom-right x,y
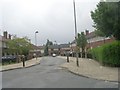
7,37 -> 32,56
44,39 -> 53,56
44,44 -> 49,56
77,32 -> 87,57
47,40 -> 53,46
95,29 -> 105,37
95,29 -> 106,43
91,1 -> 120,40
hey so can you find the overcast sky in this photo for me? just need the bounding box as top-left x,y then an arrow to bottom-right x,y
0,0 -> 100,46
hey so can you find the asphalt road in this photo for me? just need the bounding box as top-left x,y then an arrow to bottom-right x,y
2,57 -> 118,88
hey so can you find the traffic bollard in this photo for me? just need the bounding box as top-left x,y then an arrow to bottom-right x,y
67,55 -> 69,63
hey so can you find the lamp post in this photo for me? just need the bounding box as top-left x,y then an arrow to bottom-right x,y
35,31 -> 38,59
73,0 -> 79,67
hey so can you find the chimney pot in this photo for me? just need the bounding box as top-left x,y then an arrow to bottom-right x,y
9,34 -> 11,39
85,30 -> 89,35
3,31 -> 8,39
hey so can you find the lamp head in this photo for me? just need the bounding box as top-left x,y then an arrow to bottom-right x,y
35,31 -> 38,33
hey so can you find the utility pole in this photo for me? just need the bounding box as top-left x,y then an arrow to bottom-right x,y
73,0 -> 79,67
35,31 -> 38,60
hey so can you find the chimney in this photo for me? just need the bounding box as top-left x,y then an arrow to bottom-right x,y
3,31 -> 8,39
85,30 -> 89,35
9,34 -> 11,39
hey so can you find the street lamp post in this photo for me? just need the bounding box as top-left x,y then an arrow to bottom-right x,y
35,31 -> 38,59
73,0 -> 79,67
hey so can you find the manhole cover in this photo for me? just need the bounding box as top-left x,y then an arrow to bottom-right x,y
48,64 -> 55,66
47,68 -> 63,73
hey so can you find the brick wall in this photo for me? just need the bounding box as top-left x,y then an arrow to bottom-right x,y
86,37 -> 115,49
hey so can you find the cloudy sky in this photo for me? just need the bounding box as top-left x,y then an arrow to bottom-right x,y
0,0 -> 100,46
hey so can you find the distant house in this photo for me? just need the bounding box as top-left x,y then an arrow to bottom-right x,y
29,44 -> 41,59
38,45 -> 45,56
59,44 -> 70,56
48,44 -> 60,55
48,44 -> 70,56
69,40 -> 76,56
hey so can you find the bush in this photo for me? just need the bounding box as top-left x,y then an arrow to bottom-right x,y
89,41 -> 120,67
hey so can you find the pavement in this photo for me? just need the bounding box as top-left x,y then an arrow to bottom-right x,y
1,57 -> 41,72
58,56 -> 119,82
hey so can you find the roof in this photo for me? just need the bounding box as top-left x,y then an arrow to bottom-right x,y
59,44 -> 70,48
71,40 -> 76,44
31,44 -> 41,50
85,31 -> 96,39
49,44 -> 70,49
71,31 -> 97,44
49,45 -> 60,49
0,35 -> 8,42
38,46 -> 45,49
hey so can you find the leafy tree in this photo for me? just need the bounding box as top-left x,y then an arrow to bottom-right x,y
94,29 -> 107,43
44,45 -> 49,56
44,39 -> 53,56
77,32 -> 87,57
91,1 -> 120,40
95,29 -> 105,37
7,37 -> 32,56
47,40 -> 53,46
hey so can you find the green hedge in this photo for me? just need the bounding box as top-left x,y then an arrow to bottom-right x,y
89,41 -> 120,67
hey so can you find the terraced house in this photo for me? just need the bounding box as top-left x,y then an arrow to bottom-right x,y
85,30 -> 115,49
48,44 -> 70,56
70,30 -> 115,56
0,31 -> 10,56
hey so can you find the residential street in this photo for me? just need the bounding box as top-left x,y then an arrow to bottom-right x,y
2,57 -> 118,88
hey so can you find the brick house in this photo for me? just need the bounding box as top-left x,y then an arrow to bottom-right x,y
85,30 -> 115,49
38,45 -> 45,56
69,40 -> 76,56
0,35 -> 7,51
1,31 -> 11,56
59,44 -> 70,56
28,44 -> 41,59
48,44 -> 70,56
70,30 -> 115,54
48,44 -> 60,55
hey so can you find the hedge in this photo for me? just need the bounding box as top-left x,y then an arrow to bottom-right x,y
89,41 -> 120,67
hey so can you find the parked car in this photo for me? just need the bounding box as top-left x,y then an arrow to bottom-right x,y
52,53 -> 56,57
2,55 -> 17,64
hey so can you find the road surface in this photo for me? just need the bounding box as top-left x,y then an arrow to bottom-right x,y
2,57 -> 118,88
